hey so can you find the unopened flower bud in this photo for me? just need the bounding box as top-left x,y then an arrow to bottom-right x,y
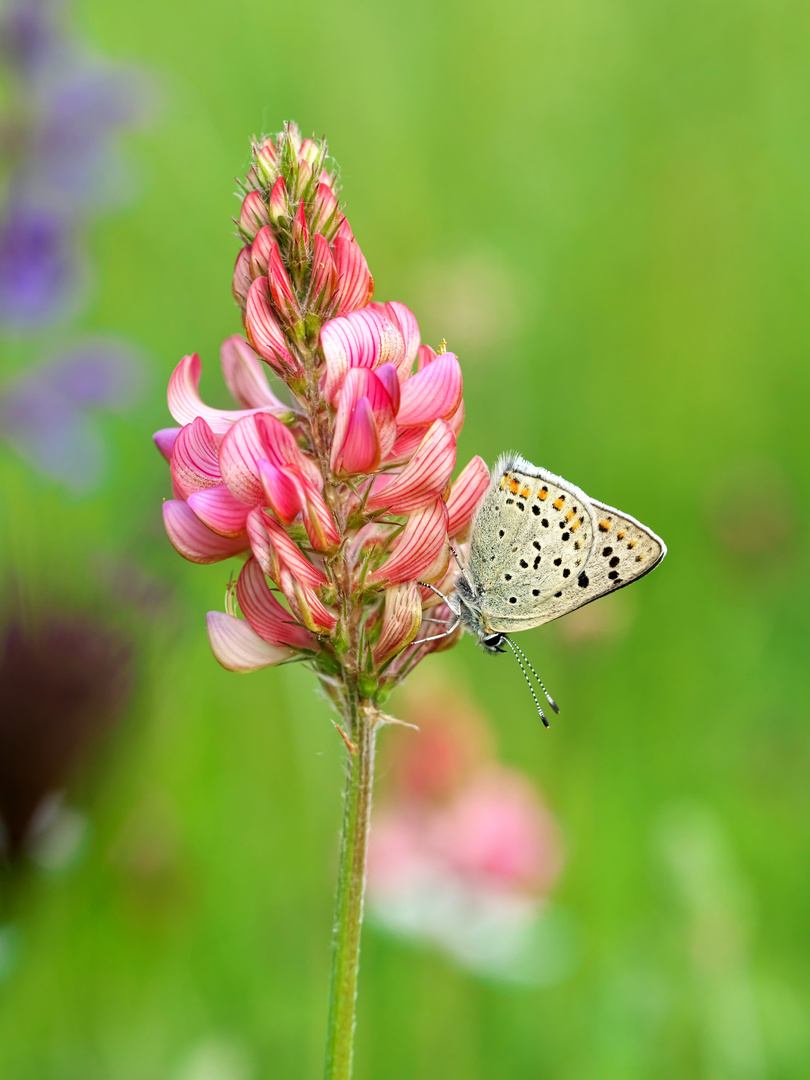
249,225 -> 276,278
307,234 -> 338,314
232,246 -> 252,308
267,242 -> 303,325
239,190 -> 269,241
373,582 -> 423,665
311,183 -> 339,238
268,176 -> 288,226
254,136 -> 278,183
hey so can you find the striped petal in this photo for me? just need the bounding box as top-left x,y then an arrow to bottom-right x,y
170,417 -> 221,496
283,576 -> 338,633
249,225 -> 276,278
246,507 -> 328,589
258,460 -> 303,525
187,484 -> 250,537
153,427 -> 181,463
219,413 -> 308,505
334,237 -> 374,316
366,420 -> 456,514
206,611 -> 294,672
368,498 -> 449,586
446,455 -> 490,539
168,354 -> 276,436
220,335 -> 289,412
236,558 -> 315,650
163,500 -> 249,564
372,582 -> 423,665
396,352 -> 463,427
330,367 -> 396,474
319,307 -> 401,402
245,277 -> 302,378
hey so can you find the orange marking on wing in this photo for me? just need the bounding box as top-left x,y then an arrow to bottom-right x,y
565,509 -> 575,522
537,487 -> 548,500
509,478 -> 520,494
520,486 -> 531,499
598,519 -> 611,532
617,530 -> 626,540
553,496 -> 565,510
571,518 -> 582,532
628,539 -> 637,548
500,475 -> 509,489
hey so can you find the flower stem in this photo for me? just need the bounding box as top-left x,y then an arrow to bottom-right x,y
323,690 -> 377,1080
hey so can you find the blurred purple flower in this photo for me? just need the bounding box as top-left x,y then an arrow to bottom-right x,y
0,339 -> 146,491
0,0 -> 152,328
0,205 -> 76,325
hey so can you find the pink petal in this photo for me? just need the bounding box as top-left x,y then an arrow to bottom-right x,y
258,460 -> 303,524
167,353 -> 276,436
446,455 -> 490,539
396,353 -> 463,427
239,190 -> 270,240
249,225 -> 276,278
371,301 -> 419,378
336,216 -> 354,241
368,498 -> 449,586
286,577 -> 338,633
267,241 -> 302,323
448,398 -> 465,437
268,176 -> 288,225
163,500 -> 249,564
206,611 -> 294,672
308,234 -> 338,313
246,507 -> 328,589
365,420 -> 456,514
336,396 -> 380,475
319,308 -> 388,402
219,335 -> 288,412
311,183 -> 339,237
299,137 -> 319,165
236,558 -> 315,650
296,471 -> 340,551
372,582 -> 423,665
330,367 -> 397,474
385,424 -> 428,465
170,417 -> 221,497
291,199 -> 309,248
375,362 -> 401,415
153,427 -> 181,462
232,246 -> 252,307
187,484 -> 250,537
417,344 -> 437,370
334,237 -> 374,315
219,413 -> 307,505
245,278 -> 302,378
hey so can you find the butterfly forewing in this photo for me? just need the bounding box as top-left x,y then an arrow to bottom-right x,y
467,456 -> 598,624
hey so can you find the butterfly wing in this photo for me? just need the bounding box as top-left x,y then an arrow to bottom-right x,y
480,491 -> 666,633
465,455 -> 598,627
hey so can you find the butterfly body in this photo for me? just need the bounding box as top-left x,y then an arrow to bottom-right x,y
451,453 -> 666,649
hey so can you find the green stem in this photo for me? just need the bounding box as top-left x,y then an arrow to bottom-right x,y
323,691 -> 377,1080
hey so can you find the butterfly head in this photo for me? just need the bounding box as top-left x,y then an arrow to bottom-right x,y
480,632 -> 507,654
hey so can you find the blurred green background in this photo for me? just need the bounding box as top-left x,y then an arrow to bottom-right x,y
1,0 -> 809,1076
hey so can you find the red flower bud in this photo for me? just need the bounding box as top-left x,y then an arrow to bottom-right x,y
239,190 -> 269,240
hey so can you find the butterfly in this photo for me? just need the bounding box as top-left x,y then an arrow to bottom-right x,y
421,454 -> 667,725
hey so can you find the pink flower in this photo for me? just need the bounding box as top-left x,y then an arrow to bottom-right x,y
366,686 -> 565,977
156,123 -> 488,689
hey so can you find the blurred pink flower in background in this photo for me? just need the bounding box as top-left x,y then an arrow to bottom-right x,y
367,683 -> 577,985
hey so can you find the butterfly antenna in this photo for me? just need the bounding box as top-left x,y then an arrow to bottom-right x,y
508,637 -> 560,713
503,637 -> 549,728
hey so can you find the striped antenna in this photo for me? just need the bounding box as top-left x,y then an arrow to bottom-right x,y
508,637 -> 560,714
503,637 -> 549,727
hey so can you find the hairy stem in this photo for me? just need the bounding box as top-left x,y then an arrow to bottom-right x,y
323,690 -> 377,1080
